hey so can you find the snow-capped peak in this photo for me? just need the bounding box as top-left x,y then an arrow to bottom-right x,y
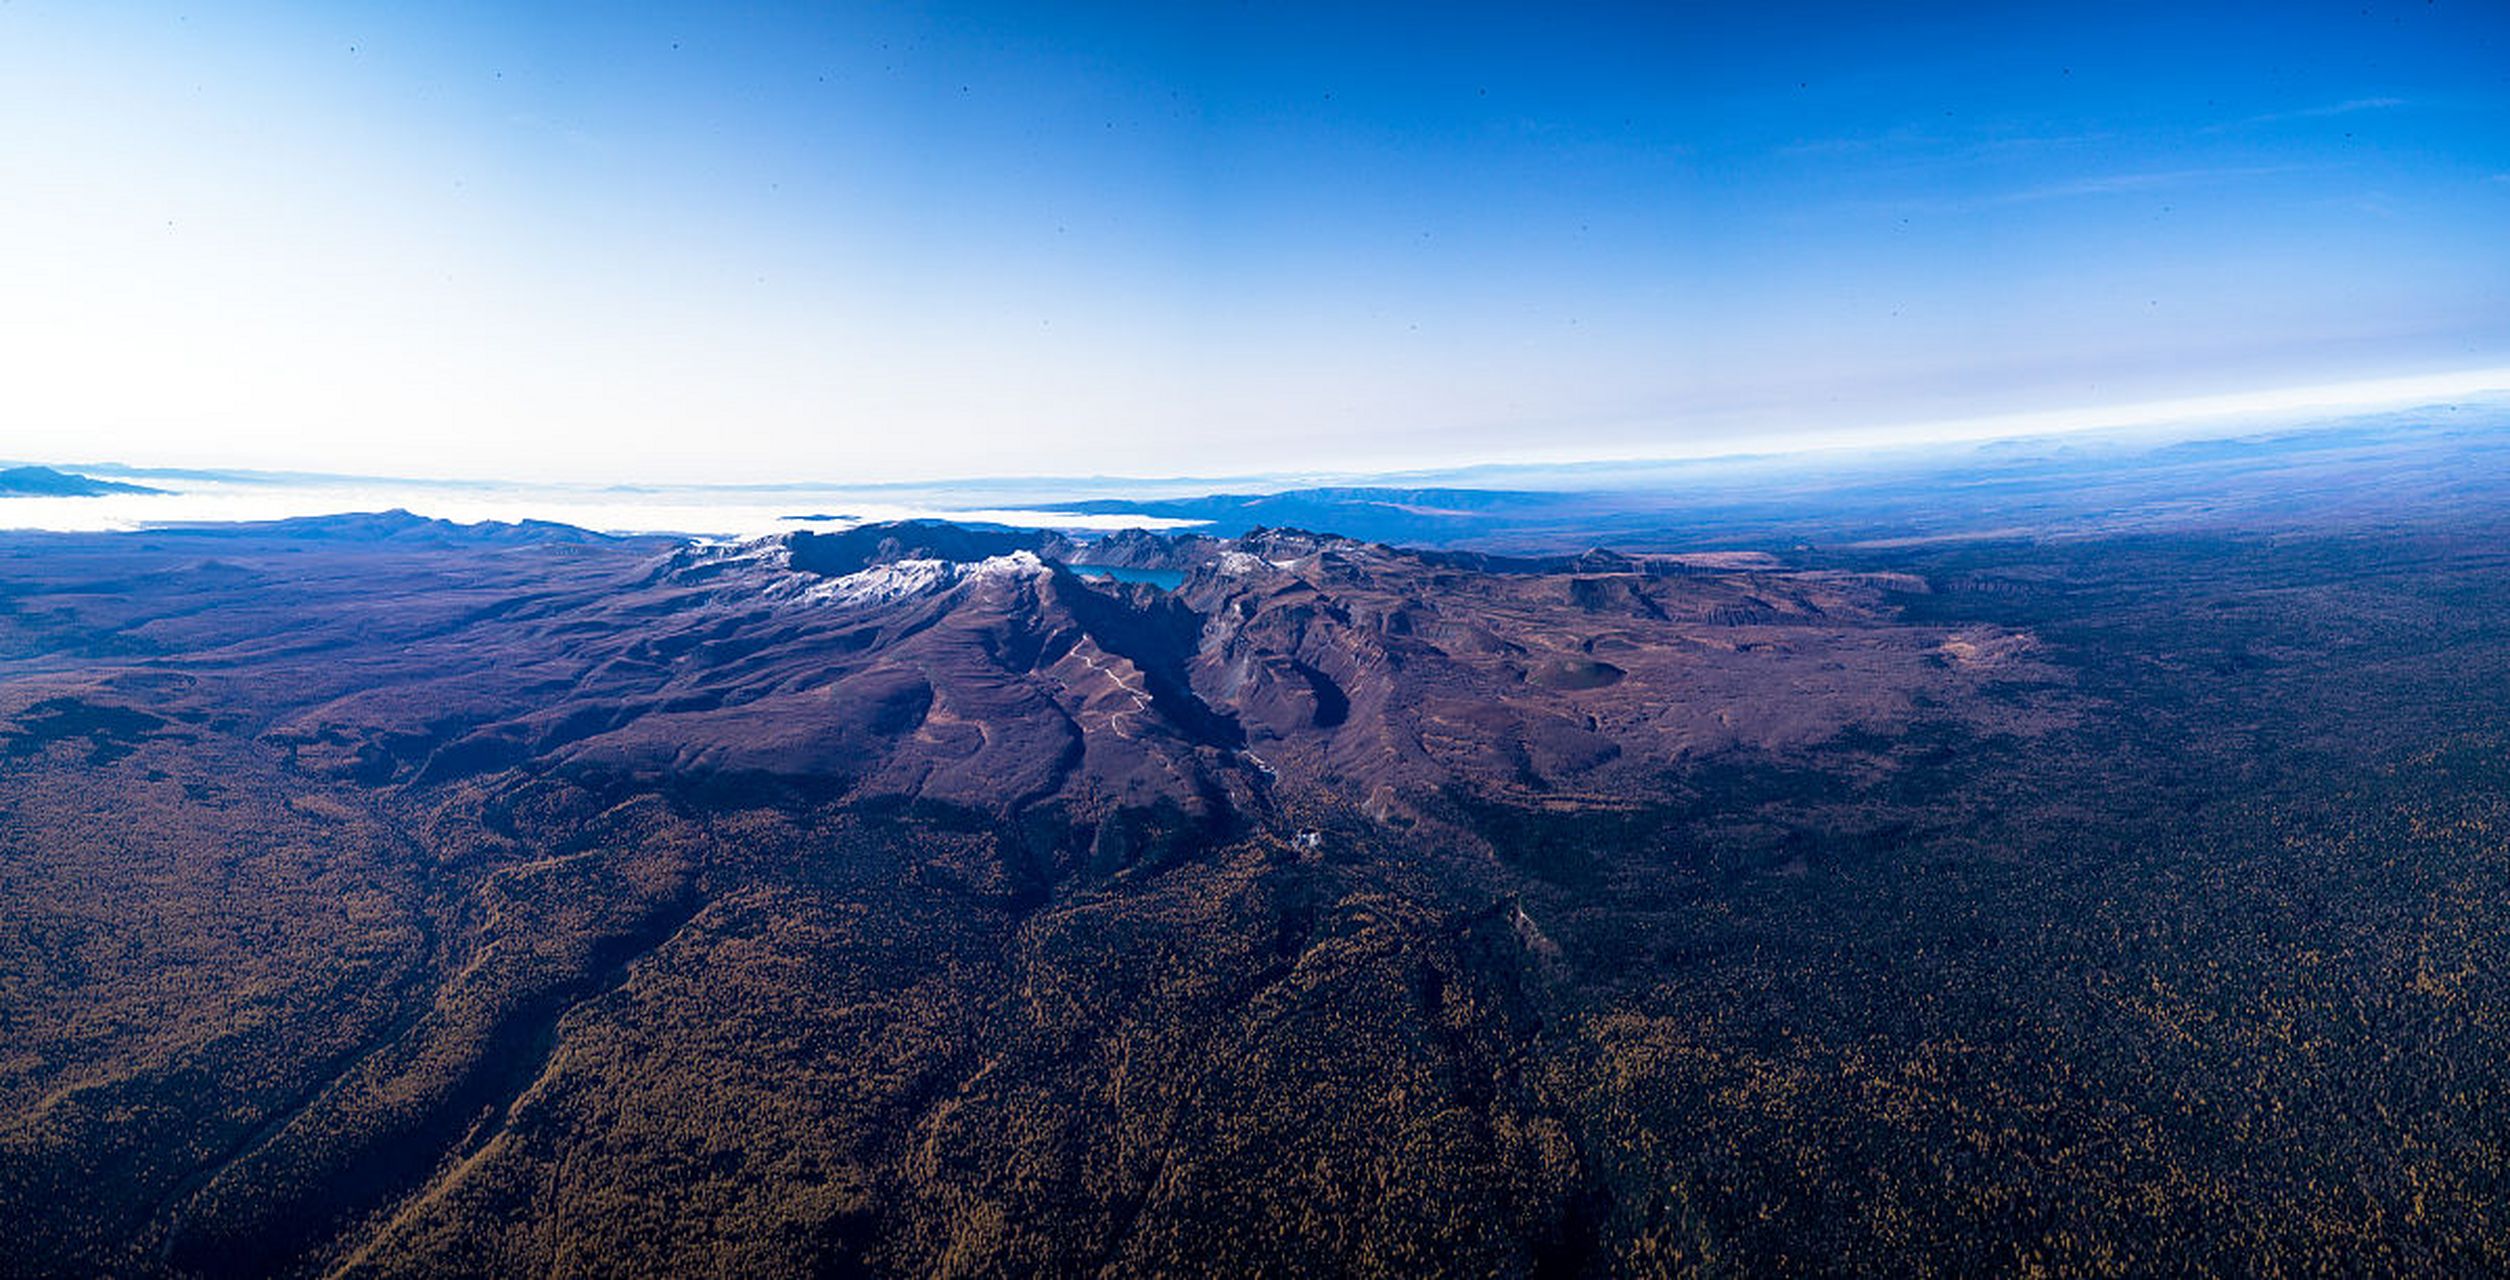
800,549 -> 1050,609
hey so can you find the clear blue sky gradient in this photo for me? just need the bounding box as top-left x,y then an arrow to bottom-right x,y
3,1 -> 2505,481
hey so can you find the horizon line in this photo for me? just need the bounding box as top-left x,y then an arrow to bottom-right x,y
19,366 -> 2510,497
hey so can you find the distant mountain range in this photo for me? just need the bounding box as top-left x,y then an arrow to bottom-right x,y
17,402 -> 2507,549
0,465 -> 162,497
1035,408 -> 2510,551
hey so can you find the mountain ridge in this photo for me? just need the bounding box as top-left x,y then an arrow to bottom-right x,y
0,464 -> 163,497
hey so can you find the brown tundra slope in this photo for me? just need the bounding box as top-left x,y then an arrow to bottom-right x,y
10,512 -> 2510,1276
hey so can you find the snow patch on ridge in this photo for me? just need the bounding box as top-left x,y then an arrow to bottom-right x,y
661,536 -> 1058,610
801,549 -> 1052,609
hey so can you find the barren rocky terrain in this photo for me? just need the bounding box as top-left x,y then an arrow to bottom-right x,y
6,493 -> 2510,1275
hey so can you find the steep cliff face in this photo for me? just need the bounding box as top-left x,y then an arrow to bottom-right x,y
1067,526 -> 1226,570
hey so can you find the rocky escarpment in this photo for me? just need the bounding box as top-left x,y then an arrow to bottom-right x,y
1067,527 -> 1227,571
1175,527 -> 2051,816
231,522 -> 2051,859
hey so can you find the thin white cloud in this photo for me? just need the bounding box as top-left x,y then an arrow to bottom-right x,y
2206,96 -> 2408,131
1818,367 -> 2510,455
1992,164 -> 2299,204
1775,125 -> 2111,162
1463,368 -> 2510,471
2275,95 -> 2408,119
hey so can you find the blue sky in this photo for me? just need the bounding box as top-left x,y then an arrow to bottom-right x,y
3,1 -> 2505,482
